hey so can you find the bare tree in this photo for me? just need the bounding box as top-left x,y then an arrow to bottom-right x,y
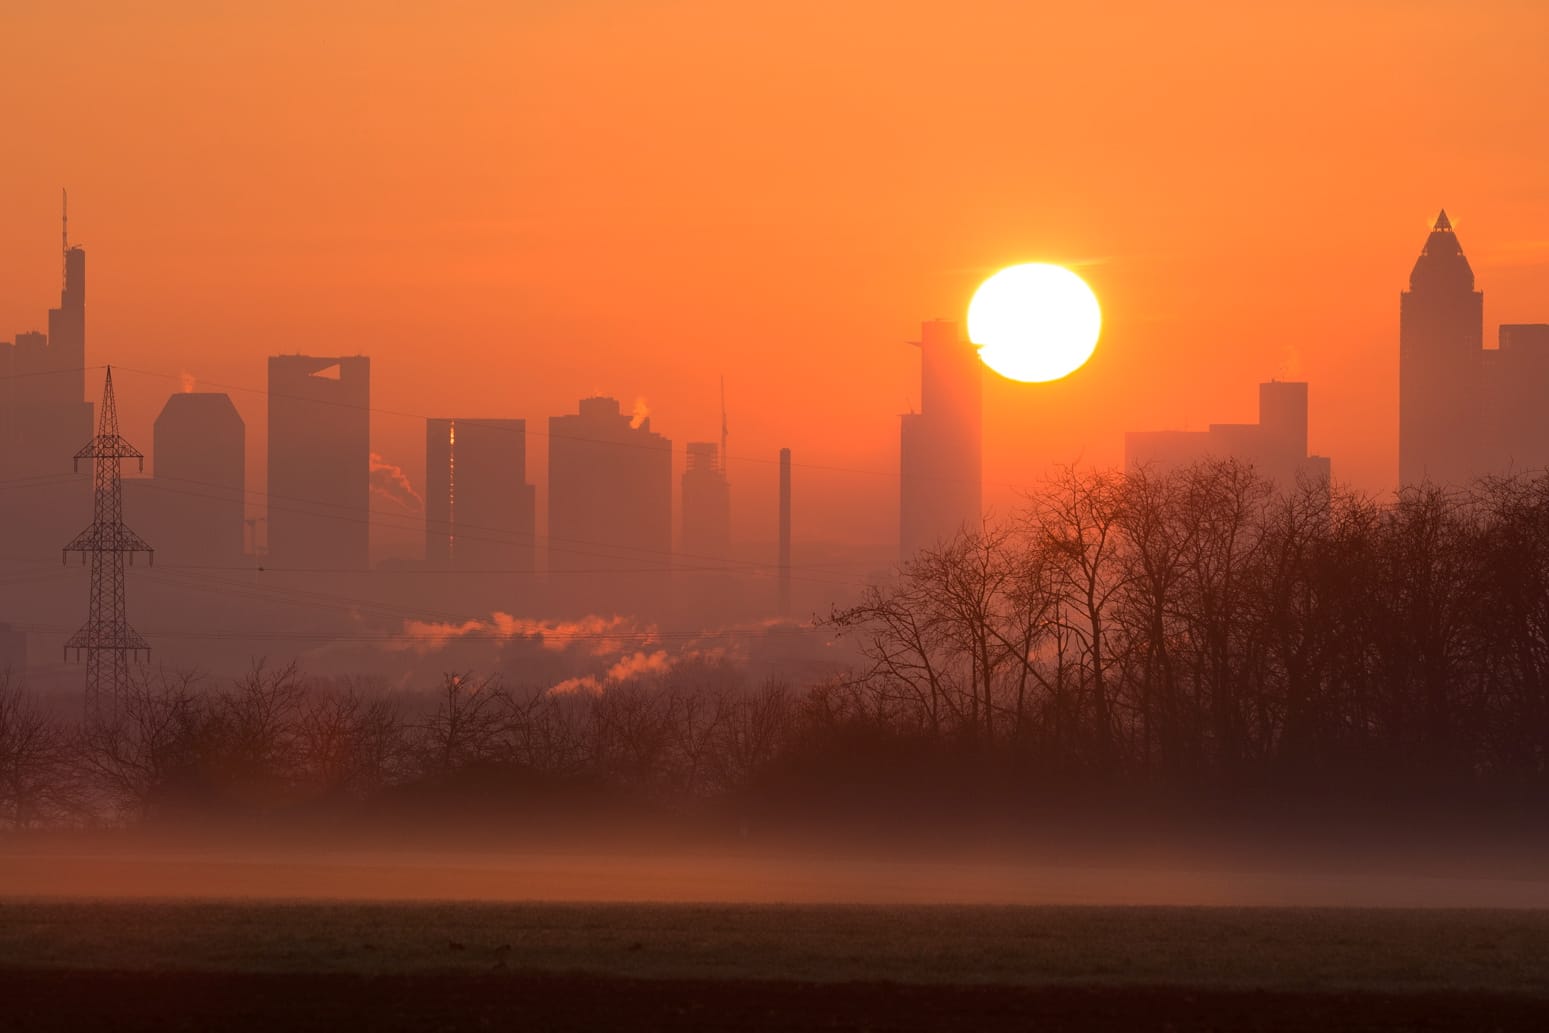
416,672 -> 508,777
78,667 -> 209,821
712,677 -> 793,791
1023,466 -> 1130,770
0,672 -> 80,827
297,684 -> 408,800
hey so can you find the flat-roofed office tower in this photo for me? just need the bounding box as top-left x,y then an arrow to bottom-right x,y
681,441 -> 730,563
152,392 -> 246,565
267,355 -> 370,569
899,319 -> 982,561
1126,379 -> 1331,489
1487,323 -> 1549,474
425,417 -> 535,574
548,396 -> 672,576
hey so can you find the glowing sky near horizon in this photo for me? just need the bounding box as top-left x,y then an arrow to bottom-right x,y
2,1 -> 1548,552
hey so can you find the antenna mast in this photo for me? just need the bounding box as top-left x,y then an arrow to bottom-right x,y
61,187 -> 68,287
719,375 -> 728,476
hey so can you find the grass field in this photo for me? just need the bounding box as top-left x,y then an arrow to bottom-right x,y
3,899 -> 1549,1030
4,843 -> 1549,1033
4,899 -> 1549,994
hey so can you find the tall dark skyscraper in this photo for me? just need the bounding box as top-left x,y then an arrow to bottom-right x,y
1487,322 -> 1549,474
548,396 -> 671,577
425,417 -> 535,574
1126,380 -> 1331,488
150,392 -> 246,565
778,446 -> 791,616
1398,212 -> 1549,486
267,355 -> 370,569
681,441 -> 730,563
899,319 -> 981,561
0,201 -> 94,560
1399,211 -> 1485,487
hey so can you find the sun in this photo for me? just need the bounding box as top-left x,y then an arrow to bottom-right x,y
967,263 -> 1102,383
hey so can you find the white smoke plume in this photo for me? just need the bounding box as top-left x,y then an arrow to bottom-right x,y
374,610 -> 845,699
370,452 -> 424,514
630,396 -> 650,430
605,649 -> 671,682
548,675 -> 602,696
392,612 -> 654,657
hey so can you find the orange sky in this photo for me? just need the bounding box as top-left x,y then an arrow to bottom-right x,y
3,1 -> 1549,550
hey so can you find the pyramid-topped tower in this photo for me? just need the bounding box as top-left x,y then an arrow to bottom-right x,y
1400,210 -> 1549,486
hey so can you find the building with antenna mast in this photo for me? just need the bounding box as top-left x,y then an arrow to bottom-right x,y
0,193 -> 94,566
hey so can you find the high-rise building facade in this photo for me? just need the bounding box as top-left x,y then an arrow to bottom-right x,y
548,396 -> 671,575
267,355 -> 370,568
681,441 -> 730,563
1400,211 -> 1485,487
0,207 -> 93,561
1126,380 -> 1331,488
424,417 -> 535,573
899,319 -> 982,561
147,392 -> 246,565
1399,212 -> 1549,486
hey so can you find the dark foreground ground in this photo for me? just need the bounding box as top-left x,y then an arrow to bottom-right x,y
3,899 -> 1549,1030
7,970 -> 1549,1033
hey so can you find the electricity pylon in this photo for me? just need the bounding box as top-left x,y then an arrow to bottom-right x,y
63,366 -> 153,712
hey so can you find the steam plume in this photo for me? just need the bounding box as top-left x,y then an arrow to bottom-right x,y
369,452 -> 424,514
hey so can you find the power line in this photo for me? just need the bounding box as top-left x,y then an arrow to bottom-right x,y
118,472 -> 880,589
132,564 -> 821,641
109,363 -> 1008,492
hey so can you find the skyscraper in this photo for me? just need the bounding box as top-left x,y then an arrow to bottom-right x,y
1487,323 -> 1549,474
548,396 -> 671,576
899,319 -> 982,561
267,355 -> 370,569
0,201 -> 93,561
681,441 -> 730,563
149,392 -> 246,565
425,417 -> 535,574
1399,210 -> 1485,488
1398,212 -> 1549,485
778,446 -> 791,616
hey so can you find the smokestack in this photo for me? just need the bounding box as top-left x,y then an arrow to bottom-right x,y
778,448 -> 791,616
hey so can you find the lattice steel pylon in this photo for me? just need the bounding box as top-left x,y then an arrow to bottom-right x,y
63,366 -> 153,712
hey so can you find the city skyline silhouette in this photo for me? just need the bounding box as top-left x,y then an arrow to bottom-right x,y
6,198 -> 1549,687
4,6 -> 1549,1031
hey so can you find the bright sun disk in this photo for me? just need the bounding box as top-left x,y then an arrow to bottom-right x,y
968,263 -> 1102,383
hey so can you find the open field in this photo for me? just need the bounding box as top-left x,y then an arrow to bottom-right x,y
5,899 -> 1549,992
3,899 -> 1549,1030
5,845 -> 1549,1031
5,841 -> 1549,908
7,970 -> 1549,1033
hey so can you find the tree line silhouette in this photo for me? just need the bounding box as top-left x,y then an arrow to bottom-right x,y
2,459 -> 1548,831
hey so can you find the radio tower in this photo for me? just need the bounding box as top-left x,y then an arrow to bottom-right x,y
63,367 -> 153,710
